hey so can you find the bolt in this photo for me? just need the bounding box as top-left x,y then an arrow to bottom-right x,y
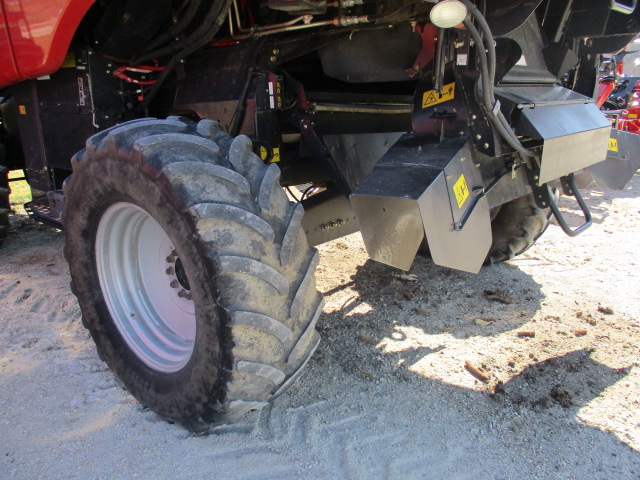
484,143 -> 490,149
534,175 -> 539,180
177,289 -> 189,298
170,280 -> 180,288
472,115 -> 477,120
452,108 -> 458,113
384,141 -> 389,147
166,255 -> 175,263
273,48 -> 280,54
476,134 -> 482,140
270,56 -> 277,62
475,163 -> 481,167
165,267 -> 175,275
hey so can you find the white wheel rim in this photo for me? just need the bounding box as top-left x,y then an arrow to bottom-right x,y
95,202 -> 196,373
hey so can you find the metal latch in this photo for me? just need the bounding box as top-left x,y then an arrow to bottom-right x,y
531,173 -> 592,237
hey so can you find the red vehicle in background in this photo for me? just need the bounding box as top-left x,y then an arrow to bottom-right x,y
1,0 -> 640,432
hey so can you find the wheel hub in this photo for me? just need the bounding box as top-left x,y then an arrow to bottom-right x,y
165,252 -> 192,299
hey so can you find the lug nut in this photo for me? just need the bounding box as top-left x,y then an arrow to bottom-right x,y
170,280 -> 180,288
166,255 -> 175,263
177,289 -> 188,298
165,267 -> 175,275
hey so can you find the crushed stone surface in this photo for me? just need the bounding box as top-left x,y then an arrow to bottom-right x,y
1,175 -> 639,479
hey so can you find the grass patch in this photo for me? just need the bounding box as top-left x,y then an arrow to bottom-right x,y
8,170 -> 32,208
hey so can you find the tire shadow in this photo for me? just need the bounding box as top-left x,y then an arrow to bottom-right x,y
321,254 -> 544,340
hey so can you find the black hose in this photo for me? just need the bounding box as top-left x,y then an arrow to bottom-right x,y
457,0 -> 495,86
141,0 -> 203,54
136,0 -> 232,112
463,18 -> 492,109
135,0 -> 230,64
460,4 -> 536,157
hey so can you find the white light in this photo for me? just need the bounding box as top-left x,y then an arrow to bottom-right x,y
429,0 -> 468,29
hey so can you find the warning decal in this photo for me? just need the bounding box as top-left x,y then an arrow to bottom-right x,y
258,146 -> 281,162
422,82 -> 455,109
452,173 -> 470,209
608,138 -> 619,152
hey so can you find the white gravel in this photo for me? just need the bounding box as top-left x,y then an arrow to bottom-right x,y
1,174 -> 639,479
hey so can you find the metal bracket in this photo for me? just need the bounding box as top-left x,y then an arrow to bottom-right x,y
530,173 -> 592,237
295,114 -> 352,196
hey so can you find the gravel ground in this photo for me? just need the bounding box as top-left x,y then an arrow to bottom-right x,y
0,174 -> 639,479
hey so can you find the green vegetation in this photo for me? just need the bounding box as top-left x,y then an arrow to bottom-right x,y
8,170 -> 31,209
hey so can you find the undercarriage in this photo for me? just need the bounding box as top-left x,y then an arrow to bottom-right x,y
2,0 -> 639,429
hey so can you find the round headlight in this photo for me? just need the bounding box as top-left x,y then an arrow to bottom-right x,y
429,0 -> 468,29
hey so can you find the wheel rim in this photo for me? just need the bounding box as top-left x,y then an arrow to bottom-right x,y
95,202 -> 196,373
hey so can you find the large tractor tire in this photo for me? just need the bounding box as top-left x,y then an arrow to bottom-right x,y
62,117 -> 323,431
0,144 -> 10,245
486,192 -> 553,264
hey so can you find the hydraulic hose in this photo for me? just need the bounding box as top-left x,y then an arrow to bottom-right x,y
136,0 -> 232,112
461,3 -> 536,157
141,0 -> 203,54
457,0 -> 495,89
135,0 -> 230,64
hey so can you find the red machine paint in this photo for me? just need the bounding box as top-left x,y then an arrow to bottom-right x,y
0,0 -> 95,88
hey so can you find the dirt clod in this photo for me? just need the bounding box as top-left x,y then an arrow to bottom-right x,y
597,306 -> 614,315
483,289 -> 515,304
550,385 -> 573,408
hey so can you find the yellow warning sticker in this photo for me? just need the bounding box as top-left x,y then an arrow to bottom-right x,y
452,173 -> 470,208
422,82 -> 455,109
629,113 -> 638,118
259,146 -> 281,162
259,145 -> 268,161
18,105 -> 26,115
608,138 -> 619,152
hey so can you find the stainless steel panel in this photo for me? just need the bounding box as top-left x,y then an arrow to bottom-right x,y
495,85 -> 592,108
590,129 -> 640,190
350,139 -> 491,273
517,102 -> 612,184
350,194 -> 425,271
419,173 -> 491,274
301,189 -> 360,247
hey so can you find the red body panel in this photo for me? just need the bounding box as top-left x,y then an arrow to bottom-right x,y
0,1 -> 20,87
0,0 -> 95,88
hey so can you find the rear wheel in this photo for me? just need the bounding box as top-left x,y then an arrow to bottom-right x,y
0,145 -> 10,245
486,192 -> 552,264
63,118 -> 323,431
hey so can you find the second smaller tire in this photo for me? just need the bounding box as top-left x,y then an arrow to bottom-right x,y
486,192 -> 553,264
